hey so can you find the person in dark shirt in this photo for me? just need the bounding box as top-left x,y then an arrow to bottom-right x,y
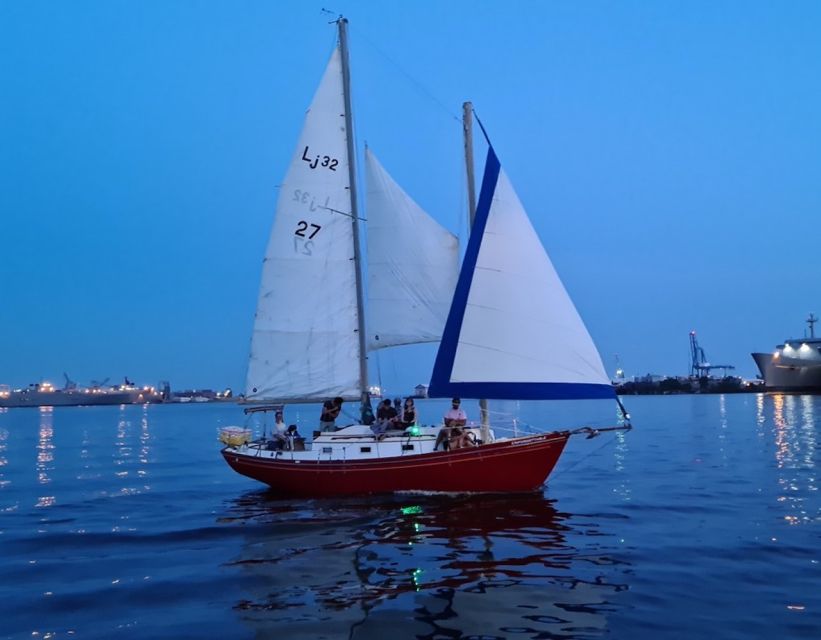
319,396 -> 343,432
402,398 -> 418,428
284,424 -> 305,451
373,398 -> 397,436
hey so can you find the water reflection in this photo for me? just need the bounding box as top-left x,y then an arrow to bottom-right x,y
222,492 -> 630,639
36,406 -> 55,508
0,421 -> 8,490
768,394 -> 818,527
611,431 -> 631,502
717,394 -> 728,463
112,406 -> 152,496
139,405 -> 150,472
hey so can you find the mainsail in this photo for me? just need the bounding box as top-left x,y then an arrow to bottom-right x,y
246,46 -> 361,403
429,146 -> 614,400
365,148 -> 459,350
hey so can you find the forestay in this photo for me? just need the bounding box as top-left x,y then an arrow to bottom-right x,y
429,147 -> 614,400
365,148 -> 459,350
246,46 -> 361,402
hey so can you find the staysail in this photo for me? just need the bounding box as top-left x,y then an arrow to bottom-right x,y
429,146 -> 614,400
365,148 -> 459,350
246,46 -> 361,402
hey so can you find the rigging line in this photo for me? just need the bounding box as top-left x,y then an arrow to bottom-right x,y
472,109 -> 492,147
616,396 -> 632,426
349,24 -> 461,123
375,350 -> 384,396
549,431 -> 623,481
321,205 -> 367,222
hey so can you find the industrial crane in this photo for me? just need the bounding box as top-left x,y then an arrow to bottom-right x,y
689,331 -> 735,378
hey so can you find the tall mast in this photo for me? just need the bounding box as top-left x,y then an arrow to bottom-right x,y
463,101 -> 490,442
338,18 -> 369,398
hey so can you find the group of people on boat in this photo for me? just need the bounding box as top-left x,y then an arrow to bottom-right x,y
316,395 -> 475,450
372,397 -> 418,435
265,396 -> 477,452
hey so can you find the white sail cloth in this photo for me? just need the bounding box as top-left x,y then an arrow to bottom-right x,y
430,148 -> 612,400
365,148 -> 459,350
246,47 -> 361,402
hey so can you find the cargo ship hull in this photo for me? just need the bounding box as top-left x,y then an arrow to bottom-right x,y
0,389 -> 162,408
752,350 -> 821,392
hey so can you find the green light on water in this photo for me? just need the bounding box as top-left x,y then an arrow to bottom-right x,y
401,505 -> 423,515
412,567 -> 424,590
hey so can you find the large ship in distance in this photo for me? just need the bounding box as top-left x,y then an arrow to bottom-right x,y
752,314 -> 821,392
0,375 -> 164,408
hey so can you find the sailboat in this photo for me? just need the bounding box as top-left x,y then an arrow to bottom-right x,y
221,18 -> 630,497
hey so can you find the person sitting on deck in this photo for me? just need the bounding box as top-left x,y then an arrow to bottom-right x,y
401,398 -> 418,429
372,398 -> 398,436
268,409 -> 288,449
448,425 -> 476,450
284,424 -> 305,451
274,409 -> 287,435
319,397 -> 343,432
435,398 -> 467,451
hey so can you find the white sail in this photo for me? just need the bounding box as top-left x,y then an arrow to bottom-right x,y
364,148 -> 459,350
246,46 -> 361,402
430,148 -> 613,400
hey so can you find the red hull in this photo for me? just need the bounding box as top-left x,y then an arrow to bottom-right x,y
221,432 -> 570,497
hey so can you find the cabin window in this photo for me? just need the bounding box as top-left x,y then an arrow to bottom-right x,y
322,447 -> 333,454
402,444 -> 414,451
360,447 -> 372,453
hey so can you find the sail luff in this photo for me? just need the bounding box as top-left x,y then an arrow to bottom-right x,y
463,102 -> 490,440
338,18 -> 369,399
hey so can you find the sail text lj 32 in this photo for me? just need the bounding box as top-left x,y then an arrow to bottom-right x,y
221,18 -> 631,497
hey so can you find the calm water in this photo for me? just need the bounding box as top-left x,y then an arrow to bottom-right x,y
0,394 -> 819,639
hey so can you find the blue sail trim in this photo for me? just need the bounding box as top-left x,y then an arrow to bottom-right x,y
433,381 -> 616,401
429,147 -> 501,398
428,146 -> 615,402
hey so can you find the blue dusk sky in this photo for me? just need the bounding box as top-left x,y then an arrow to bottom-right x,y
1,1 -> 819,393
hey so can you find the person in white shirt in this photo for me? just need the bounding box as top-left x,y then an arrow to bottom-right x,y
274,410 -> 287,436
443,398 -> 467,427
266,409 -> 288,450
436,398 -> 468,450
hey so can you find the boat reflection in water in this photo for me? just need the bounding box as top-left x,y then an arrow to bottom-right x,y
222,492 -> 630,638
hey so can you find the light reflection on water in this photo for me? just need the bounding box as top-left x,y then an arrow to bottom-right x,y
0,421 -> 8,490
36,407 -> 55,508
611,431 -> 631,502
111,405 -> 153,497
223,492 -> 630,639
768,393 -> 818,527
